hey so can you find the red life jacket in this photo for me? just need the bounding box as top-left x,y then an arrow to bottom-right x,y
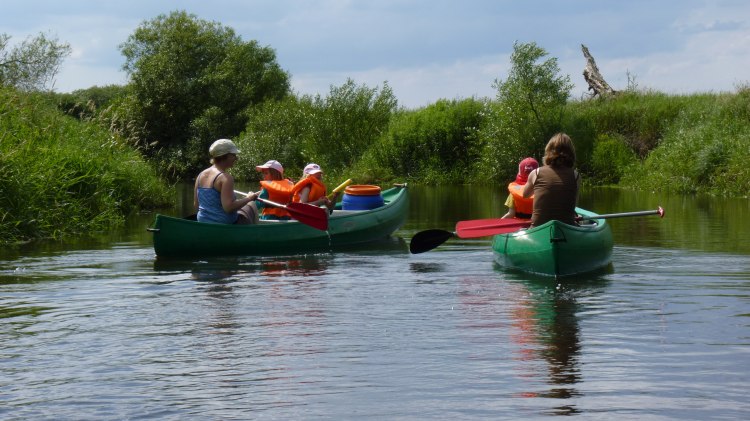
260,179 -> 294,218
508,182 -> 534,217
291,176 -> 327,203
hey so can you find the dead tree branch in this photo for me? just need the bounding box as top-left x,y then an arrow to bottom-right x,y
581,44 -> 616,97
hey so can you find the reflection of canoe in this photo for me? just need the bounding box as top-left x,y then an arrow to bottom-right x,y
492,208 -> 613,278
149,185 -> 408,257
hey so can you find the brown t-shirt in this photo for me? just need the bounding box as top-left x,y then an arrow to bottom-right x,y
530,165 -> 579,226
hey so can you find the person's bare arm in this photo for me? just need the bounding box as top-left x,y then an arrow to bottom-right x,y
523,170 -> 537,198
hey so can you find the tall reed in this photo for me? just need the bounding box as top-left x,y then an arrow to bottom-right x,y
0,87 -> 171,244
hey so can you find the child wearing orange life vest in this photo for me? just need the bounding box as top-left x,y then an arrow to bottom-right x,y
291,163 -> 337,211
255,160 -> 294,220
501,157 -> 539,219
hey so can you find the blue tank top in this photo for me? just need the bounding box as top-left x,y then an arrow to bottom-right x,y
197,172 -> 238,224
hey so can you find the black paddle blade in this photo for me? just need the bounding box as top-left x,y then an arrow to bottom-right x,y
409,229 -> 455,254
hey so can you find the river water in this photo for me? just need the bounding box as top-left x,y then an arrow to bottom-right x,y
1,185 -> 749,420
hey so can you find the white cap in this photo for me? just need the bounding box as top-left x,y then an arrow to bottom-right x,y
255,160 -> 284,174
303,163 -> 322,176
208,139 -> 239,157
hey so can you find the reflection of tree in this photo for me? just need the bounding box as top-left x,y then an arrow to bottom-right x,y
153,255 -> 332,282
510,277 -> 607,415
538,293 -> 581,403
152,255 -> 333,334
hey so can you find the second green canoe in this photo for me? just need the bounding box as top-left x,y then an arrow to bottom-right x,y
492,207 -> 613,278
149,185 -> 408,257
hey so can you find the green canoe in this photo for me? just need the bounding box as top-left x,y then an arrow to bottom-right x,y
492,207 -> 613,278
149,185 -> 409,257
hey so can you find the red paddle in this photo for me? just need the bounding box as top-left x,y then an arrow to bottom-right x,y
409,219 -> 530,254
234,189 -> 329,231
256,197 -> 329,231
455,218 -> 531,238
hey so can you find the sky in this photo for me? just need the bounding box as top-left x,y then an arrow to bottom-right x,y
2,0 -> 749,108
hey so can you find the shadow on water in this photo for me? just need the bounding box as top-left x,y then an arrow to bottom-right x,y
502,267 -> 611,416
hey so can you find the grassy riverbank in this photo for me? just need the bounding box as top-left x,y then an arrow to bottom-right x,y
0,87 -> 171,245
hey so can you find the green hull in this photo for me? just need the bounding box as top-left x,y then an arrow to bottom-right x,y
492,208 -> 613,278
150,186 -> 409,257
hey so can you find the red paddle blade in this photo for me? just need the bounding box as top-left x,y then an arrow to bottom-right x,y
286,202 -> 329,231
455,218 -> 531,238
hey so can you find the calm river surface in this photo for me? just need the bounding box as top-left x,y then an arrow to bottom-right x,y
2,185 -> 749,420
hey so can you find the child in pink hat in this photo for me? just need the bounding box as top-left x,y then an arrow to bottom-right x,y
501,157 -> 539,219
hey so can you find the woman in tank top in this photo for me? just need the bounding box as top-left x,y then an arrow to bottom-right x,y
522,133 -> 581,227
194,139 -> 258,224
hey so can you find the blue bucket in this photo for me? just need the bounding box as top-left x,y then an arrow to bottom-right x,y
342,192 -> 384,210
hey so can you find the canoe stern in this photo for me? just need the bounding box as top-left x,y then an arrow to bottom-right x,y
492,208 -> 614,278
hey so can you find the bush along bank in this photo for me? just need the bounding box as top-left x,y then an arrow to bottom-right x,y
0,87 -> 172,245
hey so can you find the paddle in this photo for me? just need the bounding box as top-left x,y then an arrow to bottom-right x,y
255,197 -> 329,231
235,190 -> 329,231
455,218 -> 532,238
409,207 -> 665,254
409,219 -> 530,254
328,178 -> 352,201
454,206 -> 666,238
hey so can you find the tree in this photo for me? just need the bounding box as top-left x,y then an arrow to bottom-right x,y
53,84 -> 128,120
118,10 -> 290,154
311,78 -> 397,169
494,41 -> 573,136
477,42 -> 573,181
0,32 -> 71,91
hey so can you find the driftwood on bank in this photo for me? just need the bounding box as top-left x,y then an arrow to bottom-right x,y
581,44 -> 616,97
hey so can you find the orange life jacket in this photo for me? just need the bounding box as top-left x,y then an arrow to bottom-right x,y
260,179 -> 294,218
508,182 -> 534,217
291,176 -> 327,203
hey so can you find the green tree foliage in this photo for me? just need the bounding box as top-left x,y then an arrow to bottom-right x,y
117,10 -> 290,177
496,42 -> 572,133
0,86 -> 171,244
590,133 -> 638,185
0,32 -> 71,91
234,79 -> 396,181
477,41 -> 573,182
51,84 -> 128,120
310,79 -> 397,169
566,91 -> 683,158
234,95 -> 314,180
620,88 -> 750,196
369,98 -> 486,183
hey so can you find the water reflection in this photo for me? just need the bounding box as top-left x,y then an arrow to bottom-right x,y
507,274 -> 609,415
153,254 -> 333,284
